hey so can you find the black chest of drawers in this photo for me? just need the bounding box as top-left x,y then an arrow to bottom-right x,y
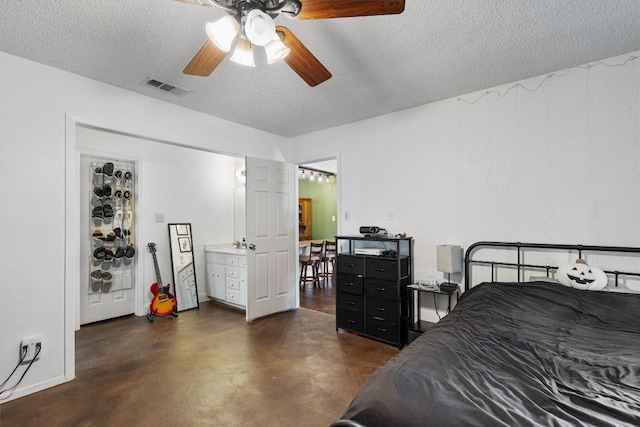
335,235 -> 413,348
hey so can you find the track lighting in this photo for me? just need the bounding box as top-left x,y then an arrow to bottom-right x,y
298,167 -> 335,184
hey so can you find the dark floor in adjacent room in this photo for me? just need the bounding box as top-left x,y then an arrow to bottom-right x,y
0,293 -> 397,427
300,277 -> 336,315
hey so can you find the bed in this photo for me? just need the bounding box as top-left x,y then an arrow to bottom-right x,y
331,242 -> 640,427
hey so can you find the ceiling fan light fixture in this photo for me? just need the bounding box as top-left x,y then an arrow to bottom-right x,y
230,38 -> 256,67
206,15 -> 239,52
264,35 -> 290,64
280,0 -> 302,19
244,9 -> 276,46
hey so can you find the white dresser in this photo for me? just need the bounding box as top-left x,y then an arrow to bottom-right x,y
205,246 -> 247,309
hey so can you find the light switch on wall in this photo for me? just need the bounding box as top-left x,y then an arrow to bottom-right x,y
155,213 -> 165,223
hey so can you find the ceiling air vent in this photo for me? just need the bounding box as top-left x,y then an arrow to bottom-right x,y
142,77 -> 190,97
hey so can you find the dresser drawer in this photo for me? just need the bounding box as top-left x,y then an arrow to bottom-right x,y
366,296 -> 399,318
337,273 -> 364,295
365,257 -> 408,280
225,255 -> 240,266
227,277 -> 240,290
226,266 -> 240,279
226,288 -> 240,304
337,292 -> 364,313
337,310 -> 365,332
366,315 -> 399,343
337,255 -> 364,275
366,278 -> 399,300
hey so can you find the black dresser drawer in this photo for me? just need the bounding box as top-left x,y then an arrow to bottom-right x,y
366,278 -> 399,300
365,257 -> 409,280
337,292 -> 364,313
337,255 -> 364,275
337,273 -> 364,295
366,315 -> 399,343
366,296 -> 399,318
337,310 -> 365,332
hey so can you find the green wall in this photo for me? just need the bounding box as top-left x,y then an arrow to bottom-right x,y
299,177 -> 338,240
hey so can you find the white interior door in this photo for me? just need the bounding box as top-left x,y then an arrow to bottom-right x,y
80,154 -> 135,324
245,157 -> 297,321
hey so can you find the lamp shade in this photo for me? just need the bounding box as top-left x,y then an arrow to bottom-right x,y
437,245 -> 462,274
244,9 -> 276,46
264,35 -> 290,64
230,38 -> 256,67
206,15 -> 239,52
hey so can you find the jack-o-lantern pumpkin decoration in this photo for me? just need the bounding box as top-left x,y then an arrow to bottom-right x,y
557,259 -> 608,290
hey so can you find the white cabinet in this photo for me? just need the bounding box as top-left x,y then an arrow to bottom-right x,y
206,250 -> 247,309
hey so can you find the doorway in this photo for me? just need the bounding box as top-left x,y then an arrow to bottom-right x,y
297,159 -> 338,315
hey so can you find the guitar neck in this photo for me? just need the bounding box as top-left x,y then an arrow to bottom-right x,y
151,251 -> 163,286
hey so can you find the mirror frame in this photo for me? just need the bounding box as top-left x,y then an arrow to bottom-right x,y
167,223 -> 199,311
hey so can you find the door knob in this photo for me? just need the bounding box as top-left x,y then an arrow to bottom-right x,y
249,244 -> 256,250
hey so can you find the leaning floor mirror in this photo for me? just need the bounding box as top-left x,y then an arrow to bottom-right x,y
168,223 -> 199,311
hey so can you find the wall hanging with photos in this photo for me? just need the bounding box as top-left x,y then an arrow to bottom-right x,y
88,159 -> 137,294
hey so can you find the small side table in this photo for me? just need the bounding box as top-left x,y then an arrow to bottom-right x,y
407,283 -> 460,344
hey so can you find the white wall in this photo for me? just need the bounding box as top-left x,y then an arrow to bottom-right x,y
290,51 -> 640,320
0,52 -> 287,402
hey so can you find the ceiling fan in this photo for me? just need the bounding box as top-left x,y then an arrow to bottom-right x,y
177,0 -> 405,86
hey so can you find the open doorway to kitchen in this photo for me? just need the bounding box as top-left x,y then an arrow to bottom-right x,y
297,159 -> 338,315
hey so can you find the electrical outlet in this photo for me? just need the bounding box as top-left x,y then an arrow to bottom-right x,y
344,211 -> 350,221
154,213 -> 165,223
20,337 -> 42,364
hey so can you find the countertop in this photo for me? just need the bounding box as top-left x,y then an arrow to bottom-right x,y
204,244 -> 247,255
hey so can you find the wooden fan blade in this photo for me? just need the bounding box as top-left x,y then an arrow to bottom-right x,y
183,40 -> 227,76
298,0 -> 405,20
277,26 -> 331,87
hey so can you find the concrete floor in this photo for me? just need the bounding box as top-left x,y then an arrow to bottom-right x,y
0,300 -> 398,427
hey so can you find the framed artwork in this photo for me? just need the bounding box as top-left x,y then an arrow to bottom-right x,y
176,224 -> 189,236
178,237 -> 192,253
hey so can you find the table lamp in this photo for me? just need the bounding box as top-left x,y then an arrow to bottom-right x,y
437,245 -> 462,290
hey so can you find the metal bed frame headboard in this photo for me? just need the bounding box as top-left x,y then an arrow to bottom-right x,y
464,241 -> 640,292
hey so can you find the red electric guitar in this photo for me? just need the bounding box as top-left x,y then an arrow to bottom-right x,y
147,242 -> 178,322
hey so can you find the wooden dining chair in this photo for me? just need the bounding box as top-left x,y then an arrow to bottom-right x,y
322,240 -> 337,281
299,242 -> 324,289
310,242 -> 325,286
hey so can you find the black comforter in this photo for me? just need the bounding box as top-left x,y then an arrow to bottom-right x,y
338,282 -> 640,427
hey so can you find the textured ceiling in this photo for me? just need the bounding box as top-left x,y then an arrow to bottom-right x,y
1,1 -> 639,137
